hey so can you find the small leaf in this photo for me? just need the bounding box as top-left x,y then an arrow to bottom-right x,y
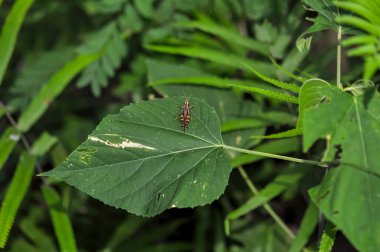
41,97 -> 232,217
297,78 -> 330,128
31,132 -> 58,157
42,186 -> 78,252
0,153 -> 35,248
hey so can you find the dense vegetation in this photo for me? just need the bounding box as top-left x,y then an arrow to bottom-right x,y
1,0 -> 379,251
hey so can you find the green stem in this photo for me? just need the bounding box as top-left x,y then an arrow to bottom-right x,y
237,166 -> 296,240
337,26 -> 343,90
223,145 -> 328,168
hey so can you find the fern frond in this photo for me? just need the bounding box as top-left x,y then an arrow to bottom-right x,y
243,63 -> 301,93
77,23 -> 127,97
230,84 -> 299,104
0,153 -> 35,248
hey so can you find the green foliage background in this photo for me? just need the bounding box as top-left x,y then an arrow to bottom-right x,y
0,0 -> 379,251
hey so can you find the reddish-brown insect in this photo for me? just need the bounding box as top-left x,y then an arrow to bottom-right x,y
177,96 -> 193,132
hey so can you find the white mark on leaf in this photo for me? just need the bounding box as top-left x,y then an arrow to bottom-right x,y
88,136 -> 156,150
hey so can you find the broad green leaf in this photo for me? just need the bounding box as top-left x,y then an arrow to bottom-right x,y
304,87 -> 380,252
31,132 -> 58,157
0,153 -> 35,248
289,203 -> 318,252
17,53 -> 99,132
0,0 -> 34,86
0,127 -> 20,171
150,76 -> 269,149
225,166 -> 309,230
41,97 -> 232,217
41,186 -> 77,252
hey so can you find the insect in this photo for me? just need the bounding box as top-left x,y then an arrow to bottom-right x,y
177,95 -> 193,132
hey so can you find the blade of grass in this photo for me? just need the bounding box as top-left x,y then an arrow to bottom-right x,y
289,203 -> 319,252
17,53 -> 99,132
0,0 -> 34,86
0,152 -> 35,248
41,185 -> 78,252
30,132 -> 58,157
145,44 -> 273,75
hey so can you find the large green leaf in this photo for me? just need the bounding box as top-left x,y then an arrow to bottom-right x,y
41,97 -> 231,216
304,86 -> 380,252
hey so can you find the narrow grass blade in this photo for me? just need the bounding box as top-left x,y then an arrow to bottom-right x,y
0,153 -> 35,248
31,132 -> 58,157
145,44 -> 273,75
252,128 -> 303,139
289,203 -> 319,252
41,185 -> 78,252
17,53 -> 99,132
0,0 -> 34,86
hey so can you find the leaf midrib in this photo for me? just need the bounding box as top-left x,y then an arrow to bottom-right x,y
56,145 -> 223,173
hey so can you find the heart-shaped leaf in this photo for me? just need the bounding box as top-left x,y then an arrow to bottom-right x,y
304,86 -> 380,252
41,97 -> 232,216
